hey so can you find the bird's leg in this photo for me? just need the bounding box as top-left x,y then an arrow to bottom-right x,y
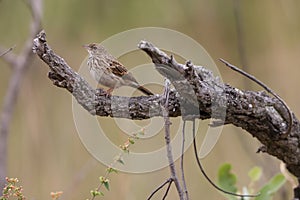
106,88 -> 114,97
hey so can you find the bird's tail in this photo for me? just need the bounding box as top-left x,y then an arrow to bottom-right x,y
137,86 -> 153,96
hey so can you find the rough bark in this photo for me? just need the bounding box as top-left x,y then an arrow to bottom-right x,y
33,30 -> 300,188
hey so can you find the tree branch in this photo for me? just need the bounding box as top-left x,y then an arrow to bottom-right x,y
161,79 -> 184,199
138,40 -> 300,181
147,178 -> 173,200
0,45 -> 16,66
0,0 -> 42,191
32,30 -> 300,189
180,120 -> 189,199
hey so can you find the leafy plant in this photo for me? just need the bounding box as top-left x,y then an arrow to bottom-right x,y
218,164 -> 238,200
255,174 -> 286,200
217,163 -> 286,200
0,177 -> 26,200
87,129 -> 145,200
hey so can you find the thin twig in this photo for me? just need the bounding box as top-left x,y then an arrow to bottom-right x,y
89,131 -> 142,200
231,2 -> 264,166
219,58 -> 293,136
147,96 -> 188,200
180,120 -> 189,199
0,46 -> 17,66
162,179 -> 173,200
294,179 -> 300,200
233,0 -> 249,89
147,178 -> 173,200
192,120 -> 259,198
0,45 -> 15,57
90,169 -> 110,200
161,79 -> 184,200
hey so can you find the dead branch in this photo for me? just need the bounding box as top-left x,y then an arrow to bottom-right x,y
33,31 -> 300,198
0,0 -> 43,191
160,80 -> 184,199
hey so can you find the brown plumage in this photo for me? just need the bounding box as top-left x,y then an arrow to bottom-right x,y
83,43 -> 153,96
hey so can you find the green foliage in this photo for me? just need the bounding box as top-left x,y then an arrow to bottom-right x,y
248,167 -> 262,183
217,163 -> 238,200
87,129 -> 144,199
128,138 -> 135,144
90,190 -> 103,197
99,176 -> 110,191
217,164 -> 286,200
106,167 -> 118,174
255,174 -> 286,200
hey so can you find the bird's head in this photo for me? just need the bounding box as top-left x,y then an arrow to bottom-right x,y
83,43 -> 107,56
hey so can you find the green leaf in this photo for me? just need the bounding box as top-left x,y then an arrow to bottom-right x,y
255,174 -> 286,200
248,166 -> 262,182
217,163 -> 238,200
218,163 -> 238,192
107,167 -> 118,174
99,176 -> 110,191
128,138 -> 135,144
90,190 -> 101,197
104,180 -> 110,191
116,157 -> 125,165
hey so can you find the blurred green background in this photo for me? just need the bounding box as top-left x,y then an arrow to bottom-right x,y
0,0 -> 299,199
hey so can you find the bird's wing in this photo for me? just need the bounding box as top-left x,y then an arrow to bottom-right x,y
109,59 -> 127,76
109,59 -> 138,84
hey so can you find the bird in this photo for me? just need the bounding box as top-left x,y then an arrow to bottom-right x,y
83,43 -> 153,96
